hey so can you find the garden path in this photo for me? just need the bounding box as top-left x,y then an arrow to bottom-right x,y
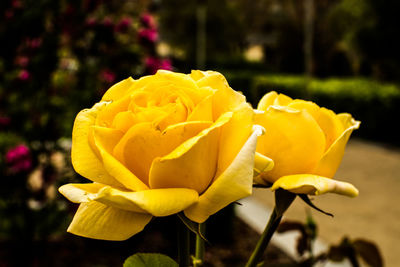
250,138 -> 400,267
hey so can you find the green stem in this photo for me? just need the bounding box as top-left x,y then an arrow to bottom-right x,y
193,223 -> 206,267
245,206 -> 283,267
178,219 -> 191,267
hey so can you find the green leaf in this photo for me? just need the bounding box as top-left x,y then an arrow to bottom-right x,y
123,253 -> 178,267
353,239 -> 383,267
177,212 -> 208,243
305,210 -> 318,240
298,194 -> 333,217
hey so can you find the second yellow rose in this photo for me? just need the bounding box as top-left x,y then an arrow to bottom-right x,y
254,91 -> 360,197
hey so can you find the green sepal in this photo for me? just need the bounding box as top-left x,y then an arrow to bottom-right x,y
253,182 -> 273,188
274,189 -> 296,217
298,194 -> 333,217
177,212 -> 208,243
123,253 -> 178,267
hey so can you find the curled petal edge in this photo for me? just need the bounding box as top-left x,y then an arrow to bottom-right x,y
184,125 -> 265,223
59,183 -> 199,217
313,116 -> 360,178
270,174 -> 359,197
67,201 -> 152,241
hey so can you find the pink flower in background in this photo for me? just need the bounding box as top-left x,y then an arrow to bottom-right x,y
85,17 -> 97,28
102,17 -> 114,28
140,13 -> 156,28
6,144 -> 32,173
138,28 -> 158,43
18,69 -> 30,81
15,56 -> 29,67
145,57 -> 172,74
160,58 -> 172,70
100,69 -> 116,83
6,145 -> 30,163
115,17 -> 132,32
12,0 -> 23,8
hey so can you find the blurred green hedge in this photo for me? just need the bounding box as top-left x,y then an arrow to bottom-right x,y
225,71 -> 400,146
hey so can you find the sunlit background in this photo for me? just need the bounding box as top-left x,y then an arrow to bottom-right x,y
1,0 -> 399,266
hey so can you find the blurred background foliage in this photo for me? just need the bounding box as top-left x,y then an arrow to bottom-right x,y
0,0 -> 398,265
160,0 -> 400,80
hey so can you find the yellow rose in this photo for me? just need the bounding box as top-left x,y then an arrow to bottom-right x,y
254,91 -> 360,197
59,70 -> 269,240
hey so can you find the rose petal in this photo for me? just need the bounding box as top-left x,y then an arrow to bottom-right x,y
60,183 -> 199,216
313,115 -> 360,178
191,70 -> 246,121
195,71 -> 230,91
149,112 -> 232,193
91,126 -> 123,154
101,77 -> 136,101
153,70 -> 212,105
92,126 -> 149,191
206,74 -> 246,121
255,106 -> 326,183
184,125 -> 264,223
190,70 -> 205,81
96,95 -> 131,128
59,183 -> 105,203
287,99 -> 320,118
271,174 -> 359,197
112,111 -> 138,132
315,108 -> 345,150
253,152 -> 274,184
337,113 -> 359,129
113,121 -> 212,185
67,201 -> 152,241
71,102 -> 124,188
273,93 -> 293,106
187,93 -> 214,122
95,187 -> 199,216
257,91 -> 279,111
288,101 -> 345,150
215,102 -> 254,177
156,97 -> 188,130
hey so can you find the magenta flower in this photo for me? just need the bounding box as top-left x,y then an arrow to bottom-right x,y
102,17 -> 114,28
138,28 -> 158,43
18,69 -> 30,81
15,56 -> 29,67
140,13 -> 156,28
5,144 -> 32,173
100,69 -> 116,83
85,17 -> 97,28
115,17 -> 132,33
159,58 -> 172,71
145,57 -> 173,74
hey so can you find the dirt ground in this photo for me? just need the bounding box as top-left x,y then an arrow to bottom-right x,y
252,138 -> 400,267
